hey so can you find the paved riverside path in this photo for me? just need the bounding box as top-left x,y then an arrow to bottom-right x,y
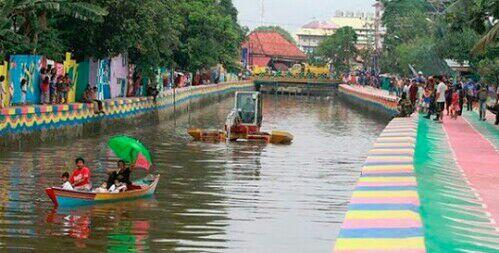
443,115 -> 499,227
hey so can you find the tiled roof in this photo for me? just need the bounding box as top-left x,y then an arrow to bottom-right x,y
243,31 -> 307,60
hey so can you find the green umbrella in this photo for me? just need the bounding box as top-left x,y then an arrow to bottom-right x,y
107,136 -> 152,164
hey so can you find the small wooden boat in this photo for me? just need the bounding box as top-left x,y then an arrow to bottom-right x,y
45,175 -> 160,207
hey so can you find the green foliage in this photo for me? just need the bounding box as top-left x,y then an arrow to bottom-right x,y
436,27 -> 480,64
380,0 -> 441,75
0,0 -> 108,56
316,26 -> 358,74
174,0 -> 244,72
254,26 -> 297,45
0,0 -> 244,77
477,58 -> 499,86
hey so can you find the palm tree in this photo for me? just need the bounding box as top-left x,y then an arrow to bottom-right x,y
0,0 -> 108,53
472,22 -> 498,53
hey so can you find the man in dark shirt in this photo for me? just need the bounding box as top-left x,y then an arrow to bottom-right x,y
106,160 -> 131,189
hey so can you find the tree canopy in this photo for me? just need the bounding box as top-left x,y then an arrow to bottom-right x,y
0,0 -> 244,77
380,0 -> 497,80
316,26 -> 358,74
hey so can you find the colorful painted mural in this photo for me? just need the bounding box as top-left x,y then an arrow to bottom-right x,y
0,61 -> 9,108
8,55 -> 43,105
97,59 -> 111,100
110,54 -> 128,98
0,81 -> 252,138
75,61 -> 90,102
63,53 -> 78,103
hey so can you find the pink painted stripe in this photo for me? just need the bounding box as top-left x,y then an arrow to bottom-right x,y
350,197 -> 420,205
357,182 -> 417,187
342,219 -> 422,229
443,117 -> 499,225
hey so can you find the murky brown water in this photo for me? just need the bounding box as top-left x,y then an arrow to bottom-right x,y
0,94 -> 388,252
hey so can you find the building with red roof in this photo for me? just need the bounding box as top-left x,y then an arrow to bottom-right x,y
242,31 -> 307,71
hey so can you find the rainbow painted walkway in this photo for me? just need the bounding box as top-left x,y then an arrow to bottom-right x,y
334,116 -> 426,252
334,85 -> 499,252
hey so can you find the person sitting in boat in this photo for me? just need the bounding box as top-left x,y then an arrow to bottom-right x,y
93,182 -> 109,193
61,172 -> 73,190
69,157 -> 92,191
106,160 -> 132,190
109,179 -> 127,193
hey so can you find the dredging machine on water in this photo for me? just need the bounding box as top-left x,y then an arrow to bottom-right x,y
188,91 -> 293,144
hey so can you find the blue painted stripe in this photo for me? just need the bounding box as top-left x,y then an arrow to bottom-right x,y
347,203 -> 419,212
338,228 -> 424,238
355,186 -> 417,191
361,172 -> 415,177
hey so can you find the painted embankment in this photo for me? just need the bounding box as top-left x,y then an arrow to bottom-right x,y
0,81 -> 253,148
334,85 -> 499,252
334,115 -> 425,252
338,84 -> 399,117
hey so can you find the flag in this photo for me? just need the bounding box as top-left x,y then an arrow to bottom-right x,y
135,153 -> 151,171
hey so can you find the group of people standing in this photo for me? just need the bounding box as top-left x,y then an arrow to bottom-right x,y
40,66 -> 73,105
395,73 -> 498,125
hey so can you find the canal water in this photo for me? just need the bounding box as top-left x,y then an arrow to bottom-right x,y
0,94 -> 388,252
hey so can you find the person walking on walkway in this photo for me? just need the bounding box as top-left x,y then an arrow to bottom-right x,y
477,84 -> 488,121
435,76 -> 447,123
464,79 -> 475,111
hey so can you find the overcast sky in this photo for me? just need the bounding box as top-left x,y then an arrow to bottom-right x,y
233,0 -> 376,33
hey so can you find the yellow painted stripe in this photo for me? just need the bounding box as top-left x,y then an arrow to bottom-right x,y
366,156 -> 413,161
353,191 -> 418,198
368,150 -> 414,155
334,238 -> 425,250
359,177 -> 415,183
345,210 -> 421,221
373,143 -> 414,147
362,164 -> 414,170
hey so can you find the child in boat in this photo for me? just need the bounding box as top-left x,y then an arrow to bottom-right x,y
109,180 -> 127,193
93,182 -> 108,193
61,172 -> 73,190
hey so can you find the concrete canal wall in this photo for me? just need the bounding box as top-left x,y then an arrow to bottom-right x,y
0,81 -> 253,149
338,84 -> 399,117
333,84 -> 499,252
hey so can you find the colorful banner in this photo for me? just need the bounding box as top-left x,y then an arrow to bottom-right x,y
8,55 -> 43,105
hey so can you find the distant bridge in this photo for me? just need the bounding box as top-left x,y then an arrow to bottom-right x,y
252,77 -> 338,96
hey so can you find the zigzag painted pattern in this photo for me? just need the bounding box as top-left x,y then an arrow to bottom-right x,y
0,82 -> 253,136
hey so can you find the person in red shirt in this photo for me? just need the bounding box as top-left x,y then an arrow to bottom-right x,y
40,68 -> 50,104
70,157 -> 91,191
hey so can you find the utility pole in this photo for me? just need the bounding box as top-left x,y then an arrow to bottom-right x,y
373,0 -> 383,75
260,0 -> 265,26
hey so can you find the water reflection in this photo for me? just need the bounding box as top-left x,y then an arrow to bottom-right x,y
0,94 -> 388,252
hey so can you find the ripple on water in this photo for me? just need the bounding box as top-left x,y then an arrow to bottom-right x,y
0,95 -> 387,252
